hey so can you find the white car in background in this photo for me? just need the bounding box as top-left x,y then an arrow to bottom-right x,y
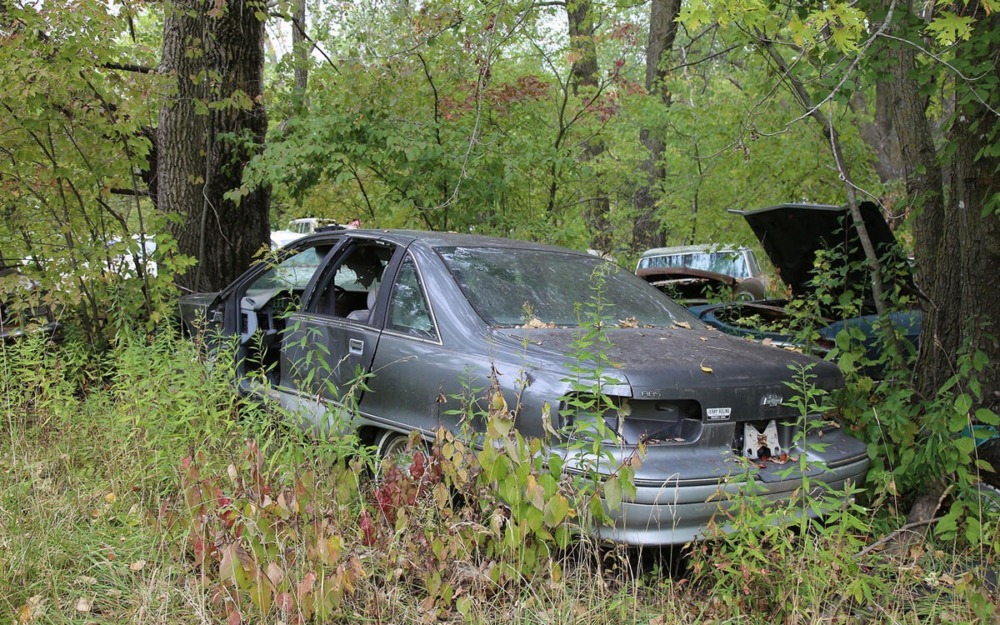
270,218 -> 342,249
636,244 -> 769,304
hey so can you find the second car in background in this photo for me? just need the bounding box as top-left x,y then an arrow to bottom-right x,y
636,244 -> 769,304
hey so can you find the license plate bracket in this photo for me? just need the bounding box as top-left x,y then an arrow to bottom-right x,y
743,420 -> 781,460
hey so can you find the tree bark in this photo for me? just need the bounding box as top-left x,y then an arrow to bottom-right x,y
292,0 -> 309,113
850,85 -> 905,186
883,0 -> 1000,530
566,0 -> 611,253
886,3 -> 1000,403
929,5 -> 1000,402
633,0 -> 681,251
158,0 -> 270,293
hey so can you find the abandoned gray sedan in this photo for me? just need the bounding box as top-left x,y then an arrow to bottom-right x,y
179,229 -> 869,545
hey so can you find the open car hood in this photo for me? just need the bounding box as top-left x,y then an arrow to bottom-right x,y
732,202 -> 915,297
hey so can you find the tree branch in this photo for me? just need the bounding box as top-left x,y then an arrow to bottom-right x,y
110,187 -> 151,197
103,62 -> 155,74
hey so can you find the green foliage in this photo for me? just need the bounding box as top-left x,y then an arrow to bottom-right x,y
0,2 -> 177,344
689,367 -> 876,619
3,313 -> 998,623
844,339 -> 999,543
555,262 -> 639,526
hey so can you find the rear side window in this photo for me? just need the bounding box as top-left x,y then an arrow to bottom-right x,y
387,255 -> 437,340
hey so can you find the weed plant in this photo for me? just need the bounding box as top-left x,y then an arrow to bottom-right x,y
3,295 -> 998,623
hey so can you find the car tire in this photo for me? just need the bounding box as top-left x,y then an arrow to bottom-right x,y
374,429 -> 428,475
376,429 -> 409,458
734,277 -> 767,301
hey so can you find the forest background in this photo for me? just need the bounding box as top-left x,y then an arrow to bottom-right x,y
2,0 -> 1000,623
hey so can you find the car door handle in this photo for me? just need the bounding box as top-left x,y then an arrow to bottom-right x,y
349,338 -> 364,356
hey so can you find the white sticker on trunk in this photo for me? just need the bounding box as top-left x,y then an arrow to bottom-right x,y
706,407 -> 732,421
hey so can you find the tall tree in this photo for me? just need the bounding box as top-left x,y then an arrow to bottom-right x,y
872,0 -> 1000,528
679,0 -> 1000,526
291,0 -> 309,113
633,0 -> 682,250
158,0 -> 270,292
900,4 -> 1000,398
566,0 -> 611,253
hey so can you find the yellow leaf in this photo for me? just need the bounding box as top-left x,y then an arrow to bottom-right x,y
674,321 -> 692,329
18,595 -> 44,624
526,475 -> 545,510
700,364 -> 713,374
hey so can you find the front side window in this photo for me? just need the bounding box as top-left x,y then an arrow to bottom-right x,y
246,244 -> 333,299
310,242 -> 395,319
387,255 -> 437,340
438,246 -> 694,327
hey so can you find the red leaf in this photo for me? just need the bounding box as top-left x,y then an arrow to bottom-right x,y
359,510 -> 376,546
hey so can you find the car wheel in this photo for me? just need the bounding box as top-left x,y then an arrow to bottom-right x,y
375,429 -> 428,476
734,277 -> 767,301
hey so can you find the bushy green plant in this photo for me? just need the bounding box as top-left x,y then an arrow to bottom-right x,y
556,263 -> 640,529
689,365 -> 881,620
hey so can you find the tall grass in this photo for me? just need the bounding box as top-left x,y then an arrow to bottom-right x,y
2,331 -> 997,624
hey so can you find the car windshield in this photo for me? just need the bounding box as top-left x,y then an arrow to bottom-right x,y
638,250 -> 751,279
438,246 -> 694,327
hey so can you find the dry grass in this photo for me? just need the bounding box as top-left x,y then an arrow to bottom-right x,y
2,335 -> 997,624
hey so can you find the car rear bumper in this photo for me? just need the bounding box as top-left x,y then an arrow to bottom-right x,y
597,454 -> 870,545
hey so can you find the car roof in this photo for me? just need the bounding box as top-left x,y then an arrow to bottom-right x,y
296,228 -> 590,255
639,244 -> 748,258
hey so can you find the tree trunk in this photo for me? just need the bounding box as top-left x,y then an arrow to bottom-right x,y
292,0 -> 309,112
850,80 -> 905,187
928,7 -> 1000,402
158,0 -> 270,293
633,0 -> 681,251
884,0 -> 1000,532
890,4 -> 1000,403
566,0 -> 610,253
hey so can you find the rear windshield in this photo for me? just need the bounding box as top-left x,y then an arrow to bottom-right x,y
438,246 -> 696,327
637,250 -> 752,279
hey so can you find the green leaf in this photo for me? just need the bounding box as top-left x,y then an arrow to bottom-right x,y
543,494 -> 570,527
955,436 -> 976,458
955,393 -> 973,416
975,408 -> 999,426
603,476 -> 623,511
926,11 -> 975,45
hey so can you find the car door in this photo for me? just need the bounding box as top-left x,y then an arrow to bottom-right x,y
277,238 -> 401,431
212,237 -> 345,388
359,250 -> 452,437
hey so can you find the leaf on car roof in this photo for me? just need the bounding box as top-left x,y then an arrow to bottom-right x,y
674,320 -> 692,329
700,363 -> 713,373
521,317 -> 554,329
